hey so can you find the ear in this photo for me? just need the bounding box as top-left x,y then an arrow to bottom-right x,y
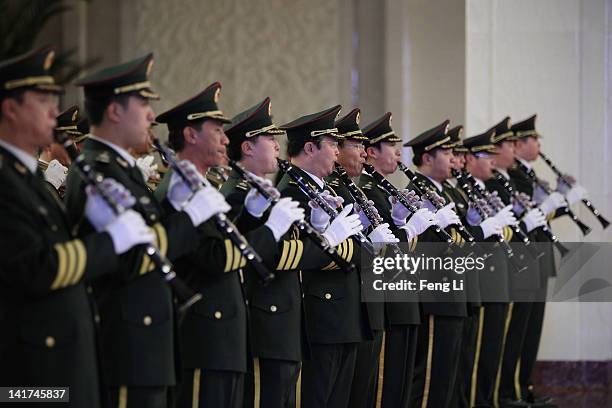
304,141 -> 315,156
422,152 -> 434,165
366,146 -> 377,159
182,126 -> 198,145
105,100 -> 124,124
0,98 -> 20,123
241,140 -> 254,157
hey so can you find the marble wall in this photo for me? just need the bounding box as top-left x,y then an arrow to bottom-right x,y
466,0 -> 612,361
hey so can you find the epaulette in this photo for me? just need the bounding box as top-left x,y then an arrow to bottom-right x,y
362,182 -> 373,190
288,180 -> 298,186
115,156 -> 129,169
95,151 -> 111,164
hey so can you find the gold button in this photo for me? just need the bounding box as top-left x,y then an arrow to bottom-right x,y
149,214 -> 157,222
519,254 -> 524,260
143,315 -> 152,326
489,266 -> 495,272
94,314 -> 101,323
51,225 -> 58,232
270,305 -> 277,312
140,196 -> 151,205
87,286 -> 93,294
214,311 -> 222,319
45,336 -> 55,348
324,293 -> 332,300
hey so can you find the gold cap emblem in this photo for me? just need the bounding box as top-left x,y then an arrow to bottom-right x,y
214,87 -> 221,103
268,100 -> 272,116
71,108 -> 79,122
43,51 -> 55,70
146,59 -> 154,77
355,111 -> 360,125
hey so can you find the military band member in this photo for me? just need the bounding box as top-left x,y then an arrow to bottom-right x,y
0,47 -> 154,407
503,115 -> 567,407
65,54 -> 217,407
39,105 -> 80,196
222,97 -> 360,408
276,105 -> 367,408
356,111 -> 435,408
461,129 -> 520,408
404,121 -> 489,408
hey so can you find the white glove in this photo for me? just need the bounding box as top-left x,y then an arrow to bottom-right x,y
244,177 -> 274,218
308,191 -> 342,232
480,217 -> 503,239
401,208 -> 437,238
538,191 -> 567,215
434,203 -> 460,229
389,190 -> 418,226
533,184 -> 549,204
136,155 -> 158,182
167,160 -> 206,210
522,208 -> 547,232
322,203 -> 363,247
44,159 -> 68,190
85,179 -> 136,231
104,210 -> 155,254
565,185 -> 588,206
368,223 -> 399,243
355,201 -> 378,230
265,198 -> 305,241
182,186 -> 231,226
493,205 -> 518,227
466,204 -> 482,226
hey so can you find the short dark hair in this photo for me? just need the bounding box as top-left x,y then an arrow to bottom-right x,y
0,89 -> 26,121
412,148 -> 440,166
84,94 -> 132,126
167,119 -> 205,152
287,137 -> 323,158
228,135 -> 266,162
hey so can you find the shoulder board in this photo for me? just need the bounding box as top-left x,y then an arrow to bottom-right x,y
327,179 -> 340,187
95,151 -> 111,164
361,182 -> 373,190
115,156 -> 129,168
288,180 -> 298,186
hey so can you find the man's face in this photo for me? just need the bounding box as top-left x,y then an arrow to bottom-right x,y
115,96 -> 155,150
467,153 -> 496,180
4,90 -> 59,150
338,139 -> 366,177
194,119 -> 229,167
308,135 -> 339,177
493,140 -> 515,168
428,148 -> 454,180
246,135 -> 280,174
452,151 -> 466,171
371,141 -> 401,175
49,141 -> 70,166
516,136 -> 540,161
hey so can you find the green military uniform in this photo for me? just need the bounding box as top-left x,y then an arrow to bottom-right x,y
354,111 -> 421,408
222,98 -> 357,407
402,120 -> 469,408
65,54 -> 200,407
0,47 -> 117,407
276,105 -> 366,408
154,83 -> 277,408
500,115 -> 558,408
460,128 -> 516,408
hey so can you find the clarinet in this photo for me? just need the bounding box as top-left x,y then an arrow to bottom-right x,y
55,132 -> 202,313
334,163 -> 404,256
228,160 -> 356,272
516,161 -> 592,236
452,168 -> 521,261
153,140 -> 275,285
459,170 -> 542,260
362,164 -> 454,245
397,162 -> 476,244
277,159 -> 375,255
538,152 -> 610,229
492,170 -> 570,257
